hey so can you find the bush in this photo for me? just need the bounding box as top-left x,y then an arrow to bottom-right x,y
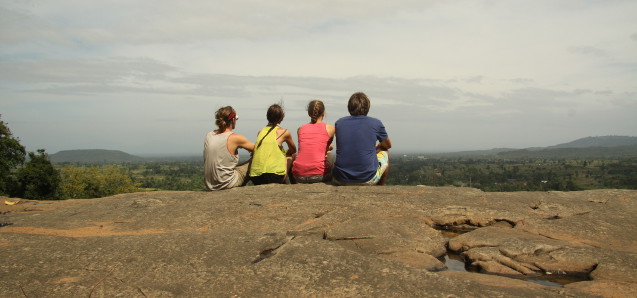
59,165 -> 139,199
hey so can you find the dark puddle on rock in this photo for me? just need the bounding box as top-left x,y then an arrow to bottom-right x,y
436,228 -> 481,273
435,226 -> 589,288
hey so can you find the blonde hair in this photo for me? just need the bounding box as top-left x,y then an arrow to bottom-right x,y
307,100 -> 325,124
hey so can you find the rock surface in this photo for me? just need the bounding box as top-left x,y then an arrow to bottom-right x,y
1,185 -> 636,297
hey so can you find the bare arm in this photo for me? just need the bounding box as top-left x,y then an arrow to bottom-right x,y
296,127 -> 302,152
229,133 -> 254,154
283,130 -> 297,156
376,137 -> 392,153
325,124 -> 335,152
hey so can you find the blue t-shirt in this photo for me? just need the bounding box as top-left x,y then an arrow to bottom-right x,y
333,115 -> 388,183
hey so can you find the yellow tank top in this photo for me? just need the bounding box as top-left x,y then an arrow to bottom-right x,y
249,126 -> 287,176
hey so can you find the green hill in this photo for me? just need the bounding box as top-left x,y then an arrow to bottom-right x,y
50,149 -> 146,163
497,145 -> 637,159
549,136 -> 637,149
495,136 -> 637,159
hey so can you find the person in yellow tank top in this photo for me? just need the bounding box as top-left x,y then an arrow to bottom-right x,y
249,104 -> 297,185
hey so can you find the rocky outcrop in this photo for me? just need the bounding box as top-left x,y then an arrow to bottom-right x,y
1,185 -> 636,297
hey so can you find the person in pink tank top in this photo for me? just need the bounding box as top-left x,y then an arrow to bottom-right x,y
291,100 -> 336,183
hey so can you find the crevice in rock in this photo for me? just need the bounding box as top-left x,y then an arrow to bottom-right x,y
436,224 -> 592,287
251,248 -> 277,264
430,218 -> 518,232
432,224 -> 476,235
531,247 -> 560,256
493,219 -> 517,228
330,236 -> 374,241
251,236 -> 296,264
0,222 -> 13,228
313,212 -> 326,218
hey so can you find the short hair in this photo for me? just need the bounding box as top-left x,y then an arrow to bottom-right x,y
307,100 -> 325,124
266,104 -> 285,125
215,106 -> 236,130
348,92 -> 370,116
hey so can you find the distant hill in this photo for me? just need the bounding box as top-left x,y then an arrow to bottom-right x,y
549,136 -> 637,149
496,136 -> 637,159
497,145 -> 637,159
428,148 -> 518,158
50,149 -> 146,163
429,136 -> 637,159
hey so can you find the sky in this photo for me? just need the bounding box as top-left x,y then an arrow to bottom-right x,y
1,0 -> 636,156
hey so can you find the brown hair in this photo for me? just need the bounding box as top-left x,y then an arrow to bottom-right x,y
348,92 -> 370,116
215,106 -> 235,130
266,104 -> 285,125
307,100 -> 325,124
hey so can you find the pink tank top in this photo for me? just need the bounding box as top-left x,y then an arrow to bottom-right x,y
292,122 -> 332,177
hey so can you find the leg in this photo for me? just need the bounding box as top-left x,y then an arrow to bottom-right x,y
236,158 -> 252,186
377,151 -> 390,186
286,155 -> 297,184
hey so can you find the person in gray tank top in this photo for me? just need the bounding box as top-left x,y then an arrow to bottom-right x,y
204,106 -> 255,190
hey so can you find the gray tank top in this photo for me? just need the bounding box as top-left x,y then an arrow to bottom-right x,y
204,131 -> 239,190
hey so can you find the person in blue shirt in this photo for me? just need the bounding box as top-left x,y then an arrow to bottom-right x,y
333,92 -> 392,185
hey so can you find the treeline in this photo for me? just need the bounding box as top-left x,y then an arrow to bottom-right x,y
386,156 -> 637,191
126,162 -> 204,191
8,157 -> 637,200
5,116 -> 636,199
109,156 -> 637,193
496,146 -> 637,160
1,116 -> 138,200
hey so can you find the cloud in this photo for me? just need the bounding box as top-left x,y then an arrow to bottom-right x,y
568,46 -> 607,57
1,0 -> 636,154
1,1 -> 437,45
0,57 -> 177,84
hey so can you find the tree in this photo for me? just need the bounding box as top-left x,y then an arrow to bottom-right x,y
16,149 -> 60,200
0,116 -> 27,195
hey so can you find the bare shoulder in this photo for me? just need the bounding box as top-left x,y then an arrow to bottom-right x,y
326,123 -> 335,137
229,133 -> 248,143
230,132 -> 255,151
278,127 -> 291,137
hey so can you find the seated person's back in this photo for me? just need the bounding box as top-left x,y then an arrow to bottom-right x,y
249,104 -> 296,185
204,106 -> 254,190
333,92 -> 391,185
292,100 -> 335,183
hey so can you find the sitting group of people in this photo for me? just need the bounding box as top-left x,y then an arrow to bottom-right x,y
203,92 -> 392,191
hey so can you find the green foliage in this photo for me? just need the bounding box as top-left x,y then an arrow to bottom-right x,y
387,156 -> 637,191
0,116 -> 26,195
131,162 -> 205,191
59,165 -> 139,199
15,149 -> 60,200
51,155 -> 637,194
497,146 -> 637,159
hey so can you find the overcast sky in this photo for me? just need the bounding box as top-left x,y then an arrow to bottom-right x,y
1,0 -> 636,155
